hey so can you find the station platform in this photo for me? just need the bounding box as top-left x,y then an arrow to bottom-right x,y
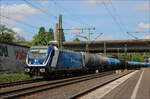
80,67 -> 150,99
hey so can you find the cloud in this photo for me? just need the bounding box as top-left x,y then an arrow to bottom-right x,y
85,0 -> 99,4
40,1 -> 49,7
12,27 -> 35,41
136,22 -> 150,39
136,22 -> 150,31
134,2 -> 150,11
12,27 -> 24,35
84,0 -> 119,4
12,27 -> 25,41
68,27 -> 83,34
0,4 -> 39,26
142,35 -> 150,39
138,22 -> 150,29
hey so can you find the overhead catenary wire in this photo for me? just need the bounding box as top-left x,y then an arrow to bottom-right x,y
50,0 -> 81,27
0,15 -> 36,39
102,0 -> 139,40
109,0 -> 141,40
50,0 -> 94,40
30,0 -> 72,27
51,0 -> 91,26
22,0 -> 74,41
108,0 -> 130,37
108,0 -> 150,40
104,0 -> 150,47
51,0 -> 94,28
0,14 -> 39,29
23,0 -> 94,39
109,0 -> 128,30
102,1 -> 126,35
23,0 -> 58,20
0,0 -> 57,28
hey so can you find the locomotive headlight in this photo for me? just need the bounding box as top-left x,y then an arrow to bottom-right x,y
40,68 -> 45,73
28,61 -> 31,65
25,68 -> 30,72
43,60 -> 46,65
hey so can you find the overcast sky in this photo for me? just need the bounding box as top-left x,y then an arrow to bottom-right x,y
0,0 -> 150,41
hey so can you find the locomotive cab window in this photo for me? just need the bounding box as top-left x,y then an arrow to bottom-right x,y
29,48 -> 48,58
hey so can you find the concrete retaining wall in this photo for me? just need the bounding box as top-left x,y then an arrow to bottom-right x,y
0,43 -> 29,73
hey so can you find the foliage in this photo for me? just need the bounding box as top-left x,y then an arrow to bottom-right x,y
0,33 -> 14,43
0,25 -> 25,43
32,27 -> 46,45
0,25 -> 15,43
23,41 -> 33,47
131,53 -> 144,62
32,27 -> 55,45
0,25 -> 15,35
0,73 -> 30,82
73,37 -> 80,42
47,28 -> 54,41
107,52 -> 144,62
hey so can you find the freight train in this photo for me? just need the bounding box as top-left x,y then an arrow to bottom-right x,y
25,45 -> 150,77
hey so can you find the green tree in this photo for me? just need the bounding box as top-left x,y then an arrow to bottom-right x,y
32,27 -> 46,45
32,27 -> 55,45
0,25 -> 15,43
0,33 -> 14,43
108,52 -> 145,62
46,28 -> 54,42
73,37 -> 80,42
132,53 -> 144,62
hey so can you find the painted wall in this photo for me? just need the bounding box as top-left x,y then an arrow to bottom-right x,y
0,43 -> 29,73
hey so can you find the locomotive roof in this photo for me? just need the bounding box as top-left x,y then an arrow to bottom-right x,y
30,46 -> 50,49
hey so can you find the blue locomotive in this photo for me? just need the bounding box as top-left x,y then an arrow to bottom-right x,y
25,45 -> 149,77
25,46 -> 84,76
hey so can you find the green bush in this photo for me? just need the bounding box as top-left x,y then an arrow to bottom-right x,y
0,73 -> 30,82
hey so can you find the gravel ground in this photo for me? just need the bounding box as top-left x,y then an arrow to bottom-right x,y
22,73 -> 121,99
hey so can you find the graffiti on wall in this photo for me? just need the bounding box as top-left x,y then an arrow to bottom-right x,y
0,45 -> 8,57
15,50 -> 27,60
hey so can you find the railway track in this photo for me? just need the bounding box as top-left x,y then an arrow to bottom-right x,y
0,73 -> 81,88
0,78 -> 43,88
0,71 -> 114,99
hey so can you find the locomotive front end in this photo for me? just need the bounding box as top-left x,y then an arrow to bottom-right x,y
25,46 -> 54,76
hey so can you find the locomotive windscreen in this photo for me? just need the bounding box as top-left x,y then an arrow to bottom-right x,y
29,48 -> 48,58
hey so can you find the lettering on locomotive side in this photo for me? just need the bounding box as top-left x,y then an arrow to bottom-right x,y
0,45 -> 8,57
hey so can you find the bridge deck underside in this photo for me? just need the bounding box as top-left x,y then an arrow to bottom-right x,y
51,40 -> 150,53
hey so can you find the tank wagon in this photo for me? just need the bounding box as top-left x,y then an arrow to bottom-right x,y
25,45 -> 149,77
127,61 -> 141,69
143,62 -> 150,67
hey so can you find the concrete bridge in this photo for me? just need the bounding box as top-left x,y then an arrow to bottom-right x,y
50,39 -> 150,53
